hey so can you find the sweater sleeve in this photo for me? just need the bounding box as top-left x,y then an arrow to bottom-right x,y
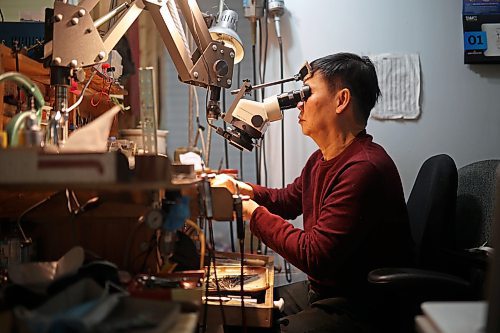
250,161 -> 381,279
249,174 -> 303,220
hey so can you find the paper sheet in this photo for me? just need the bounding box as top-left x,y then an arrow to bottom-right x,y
179,151 -> 203,171
59,105 -> 120,153
369,53 -> 421,120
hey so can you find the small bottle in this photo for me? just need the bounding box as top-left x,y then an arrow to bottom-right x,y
23,113 -> 44,148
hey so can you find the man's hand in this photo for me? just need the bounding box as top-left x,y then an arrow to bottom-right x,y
211,174 -> 258,221
211,174 -> 254,198
243,199 -> 260,221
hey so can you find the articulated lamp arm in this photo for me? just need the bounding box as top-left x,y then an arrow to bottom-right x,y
48,0 -> 235,89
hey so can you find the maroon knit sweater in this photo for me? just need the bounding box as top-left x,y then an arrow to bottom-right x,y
249,131 -> 413,297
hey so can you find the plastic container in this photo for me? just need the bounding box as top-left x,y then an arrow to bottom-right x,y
119,129 -> 168,155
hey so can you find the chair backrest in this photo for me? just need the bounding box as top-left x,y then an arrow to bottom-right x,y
406,154 -> 458,268
486,165 -> 500,333
454,160 -> 500,250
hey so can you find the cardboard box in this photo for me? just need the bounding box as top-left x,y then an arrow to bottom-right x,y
203,252 -> 275,330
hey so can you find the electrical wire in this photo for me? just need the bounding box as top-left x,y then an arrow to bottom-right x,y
222,89 -> 229,170
259,17 -> 269,100
195,91 -> 209,162
259,14 -> 269,189
222,88 -> 236,253
262,139 -> 268,255
235,63 -> 244,181
257,14 -> 270,254
278,37 -> 293,283
90,74 -> 112,107
193,86 -> 200,144
239,237 -> 247,332
233,186 -> 247,332
207,218 -> 227,328
201,219 -> 210,333
197,124 -> 207,164
262,142 -> 268,187
194,86 -> 201,114
250,32 -> 262,254
279,38 -> 285,191
206,119 -> 213,168
65,71 -> 96,113
239,150 -> 244,180
252,43 -> 260,187
188,87 -> 194,147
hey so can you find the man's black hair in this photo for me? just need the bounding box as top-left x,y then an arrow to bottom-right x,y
310,53 -> 381,124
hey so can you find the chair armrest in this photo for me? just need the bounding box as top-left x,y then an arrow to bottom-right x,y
368,267 -> 472,299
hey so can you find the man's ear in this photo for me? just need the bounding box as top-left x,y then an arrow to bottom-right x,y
335,88 -> 351,114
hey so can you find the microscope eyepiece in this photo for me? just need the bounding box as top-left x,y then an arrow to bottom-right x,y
276,85 -> 311,110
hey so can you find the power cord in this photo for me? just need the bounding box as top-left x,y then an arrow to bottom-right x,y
234,188 -> 247,332
249,23 -> 263,254
240,237 -> 247,333
259,13 -> 270,255
201,218 -> 210,333
208,218 -> 227,328
222,88 -> 236,253
257,16 -> 269,255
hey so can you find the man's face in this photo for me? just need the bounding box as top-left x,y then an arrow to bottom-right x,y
297,73 -> 336,138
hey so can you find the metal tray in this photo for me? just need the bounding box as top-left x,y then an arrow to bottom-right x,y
207,265 -> 268,292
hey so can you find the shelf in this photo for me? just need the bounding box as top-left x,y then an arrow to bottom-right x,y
0,150 -> 196,190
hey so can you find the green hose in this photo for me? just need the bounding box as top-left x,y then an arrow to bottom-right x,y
0,72 -> 45,146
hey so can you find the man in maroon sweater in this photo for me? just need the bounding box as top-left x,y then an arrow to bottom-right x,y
213,53 -> 413,332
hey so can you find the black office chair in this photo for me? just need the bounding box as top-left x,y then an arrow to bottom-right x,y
446,160 -> 500,292
368,154 -> 474,332
407,154 -> 459,271
454,160 -> 500,249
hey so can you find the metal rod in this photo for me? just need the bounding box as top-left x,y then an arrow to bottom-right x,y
230,76 -> 295,95
94,2 -> 130,29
